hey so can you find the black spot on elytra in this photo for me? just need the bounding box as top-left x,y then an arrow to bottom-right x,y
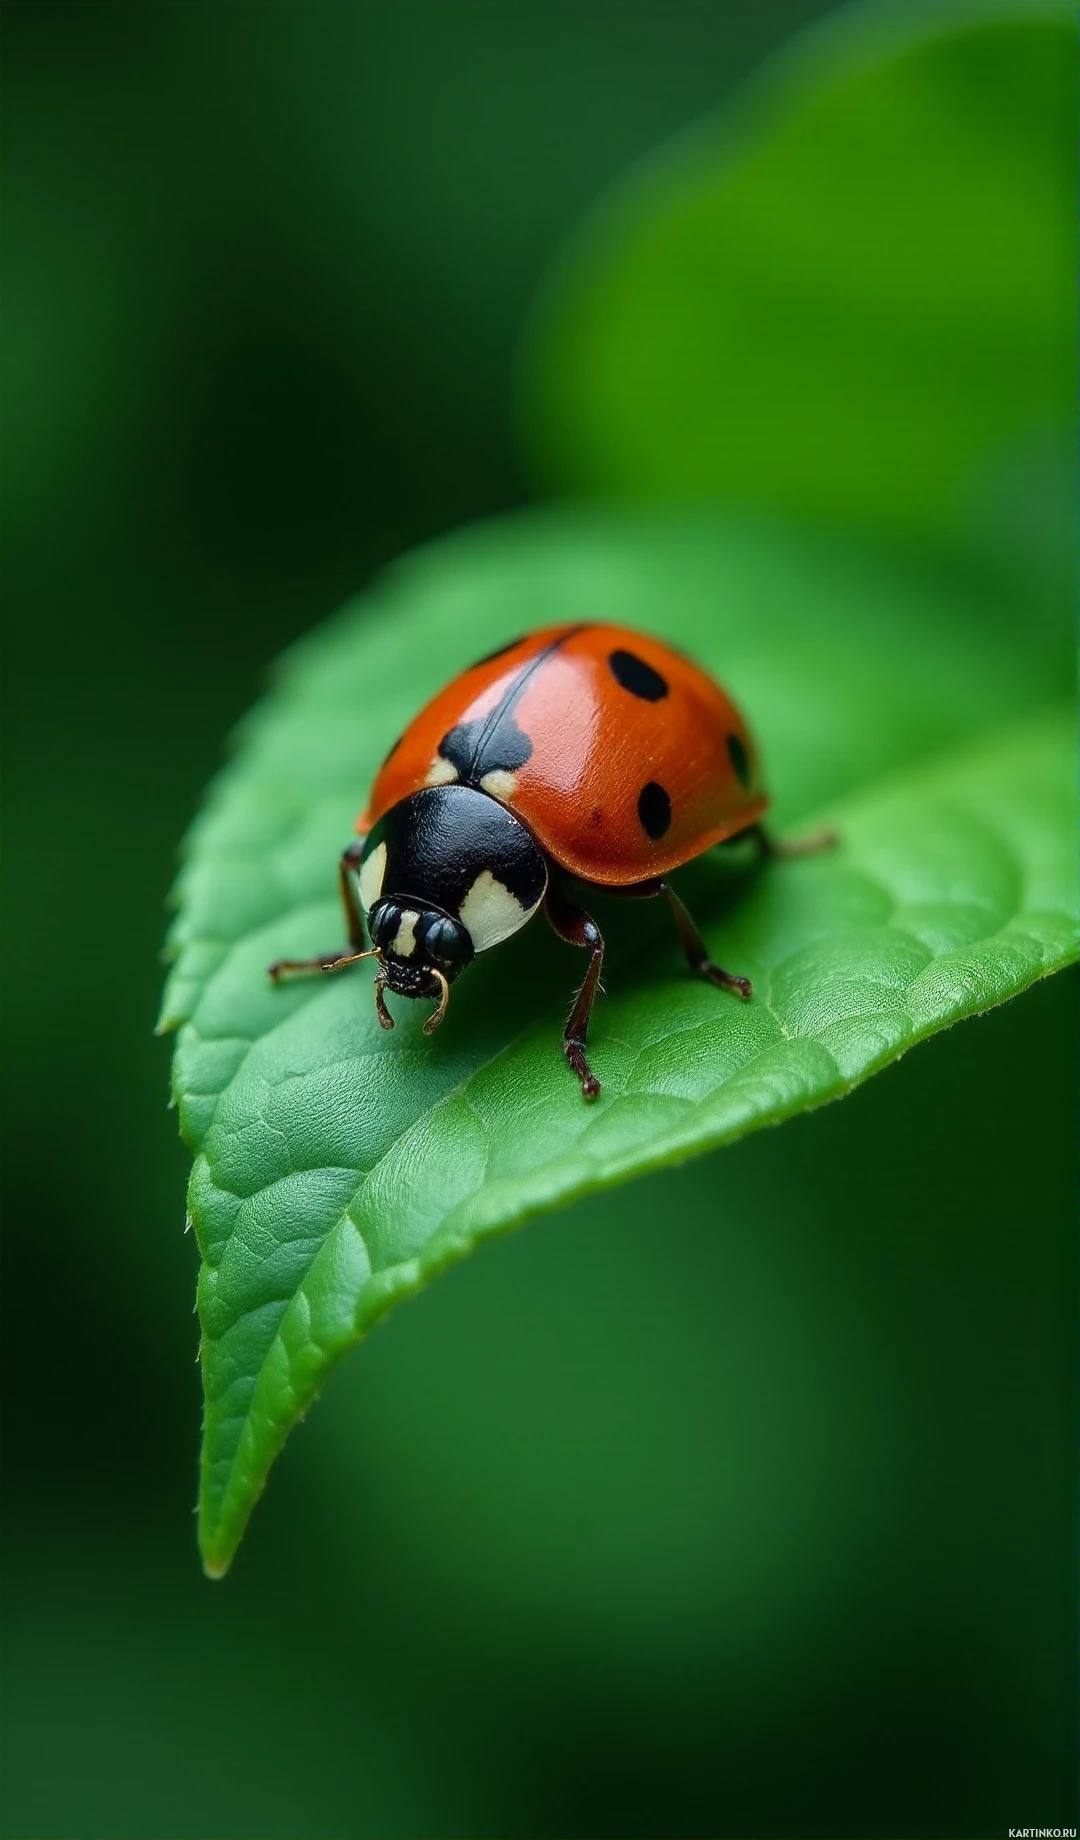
608,649 -> 669,702
439,714 -> 533,784
638,781 -> 671,839
441,626 -> 586,786
727,732 -> 751,788
471,635 -> 525,669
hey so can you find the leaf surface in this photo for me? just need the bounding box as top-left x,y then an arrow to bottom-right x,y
521,2 -> 1073,546
161,512 -> 1076,1573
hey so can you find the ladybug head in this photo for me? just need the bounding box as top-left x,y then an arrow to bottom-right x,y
366,898 -> 474,1034
356,785 -> 549,1036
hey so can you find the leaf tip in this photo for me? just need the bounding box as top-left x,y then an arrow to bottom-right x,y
201,1549 -> 230,1582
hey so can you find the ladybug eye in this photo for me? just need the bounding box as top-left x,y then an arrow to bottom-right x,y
426,916 -> 467,966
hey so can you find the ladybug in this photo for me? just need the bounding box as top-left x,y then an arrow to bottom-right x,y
270,623 -> 825,1099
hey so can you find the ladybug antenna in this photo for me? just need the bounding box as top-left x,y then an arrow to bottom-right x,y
267,944 -> 381,982
423,968 -> 451,1036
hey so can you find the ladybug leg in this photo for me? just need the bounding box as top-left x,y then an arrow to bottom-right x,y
268,842 -> 375,980
611,876 -> 752,1001
659,881 -> 752,1000
338,839 -> 367,948
751,821 -> 838,859
544,883 -> 605,1101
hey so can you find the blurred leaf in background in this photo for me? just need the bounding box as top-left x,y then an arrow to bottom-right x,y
523,0 -> 1074,591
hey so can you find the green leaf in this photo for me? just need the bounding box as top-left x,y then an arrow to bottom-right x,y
161,511 -> 1076,1575
521,1 -> 1073,548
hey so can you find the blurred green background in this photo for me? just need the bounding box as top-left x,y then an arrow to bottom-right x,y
3,4 -> 1074,1837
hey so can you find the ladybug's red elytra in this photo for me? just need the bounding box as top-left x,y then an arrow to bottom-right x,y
269,622 -> 830,1099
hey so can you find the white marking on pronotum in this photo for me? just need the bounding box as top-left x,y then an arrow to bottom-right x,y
425,756 -> 458,786
479,769 -> 517,800
358,840 -> 387,912
458,869 -> 542,953
391,911 -> 419,958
